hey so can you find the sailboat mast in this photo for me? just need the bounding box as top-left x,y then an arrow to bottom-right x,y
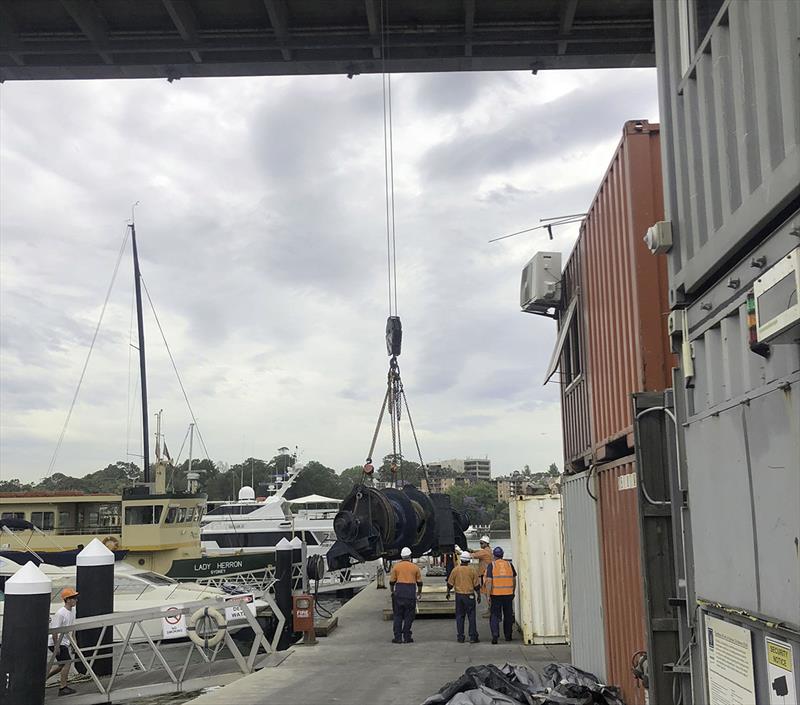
130,221 -> 151,484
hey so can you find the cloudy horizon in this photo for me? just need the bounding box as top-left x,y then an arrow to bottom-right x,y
0,67 -> 659,484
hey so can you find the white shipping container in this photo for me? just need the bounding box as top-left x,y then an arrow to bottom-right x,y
509,495 -> 568,644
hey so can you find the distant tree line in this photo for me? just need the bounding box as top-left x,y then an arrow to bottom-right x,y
1,457 -> 559,528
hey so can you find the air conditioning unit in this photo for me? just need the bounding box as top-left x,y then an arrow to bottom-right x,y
754,247 -> 800,344
520,252 -> 561,311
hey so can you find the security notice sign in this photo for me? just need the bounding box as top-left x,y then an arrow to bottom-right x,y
765,636 -> 796,705
705,615 -> 756,705
161,605 -> 188,640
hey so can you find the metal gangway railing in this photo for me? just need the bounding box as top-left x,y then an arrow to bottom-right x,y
44,590 -> 285,704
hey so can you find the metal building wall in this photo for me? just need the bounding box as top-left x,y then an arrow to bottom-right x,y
562,471 -> 607,681
597,457 -> 647,705
559,237 -> 593,469
680,239 -> 800,625
653,3 -> 800,702
654,0 -> 800,301
581,121 -> 672,459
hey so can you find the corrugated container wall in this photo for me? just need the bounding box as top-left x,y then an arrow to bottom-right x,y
582,121 -> 672,459
562,472 -> 607,681
597,457 -> 646,705
559,236 -> 593,468
654,0 -> 800,300
509,495 -> 567,644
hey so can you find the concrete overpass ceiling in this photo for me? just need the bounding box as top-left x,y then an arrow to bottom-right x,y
0,0 -> 654,81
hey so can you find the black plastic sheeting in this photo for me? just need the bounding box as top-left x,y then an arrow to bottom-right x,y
421,663 -> 625,705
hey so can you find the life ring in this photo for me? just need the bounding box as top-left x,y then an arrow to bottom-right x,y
187,606 -> 227,648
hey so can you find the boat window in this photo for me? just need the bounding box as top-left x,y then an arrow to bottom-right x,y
31,512 -> 55,530
109,575 -> 155,594
203,531 -> 293,548
281,503 -> 293,520
165,507 -> 179,524
176,508 -> 187,523
124,505 -> 163,525
1,512 -> 25,521
136,572 -> 177,586
58,511 -> 71,528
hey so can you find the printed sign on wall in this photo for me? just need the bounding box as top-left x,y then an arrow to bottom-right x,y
161,605 -> 187,640
765,636 -> 796,705
704,615 -> 756,705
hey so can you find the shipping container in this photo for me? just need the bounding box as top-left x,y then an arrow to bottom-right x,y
558,236 -> 593,469
550,122 -> 672,466
562,471 -> 607,681
509,495 -> 568,645
582,121 -> 672,460
597,457 -> 646,705
654,0 -> 800,301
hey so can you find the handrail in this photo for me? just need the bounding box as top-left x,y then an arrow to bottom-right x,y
44,595 -> 277,703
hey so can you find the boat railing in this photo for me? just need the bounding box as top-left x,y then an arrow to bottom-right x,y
51,525 -> 122,536
44,594 -> 282,704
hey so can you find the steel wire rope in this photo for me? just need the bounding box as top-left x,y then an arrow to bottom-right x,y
139,276 -> 212,463
46,226 -> 130,477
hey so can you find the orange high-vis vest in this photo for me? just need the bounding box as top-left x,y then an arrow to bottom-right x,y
490,559 -> 514,596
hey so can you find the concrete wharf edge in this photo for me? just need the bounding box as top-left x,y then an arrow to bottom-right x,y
186,578 -> 570,705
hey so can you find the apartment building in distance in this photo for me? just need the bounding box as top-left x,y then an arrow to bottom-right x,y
428,457 -> 491,483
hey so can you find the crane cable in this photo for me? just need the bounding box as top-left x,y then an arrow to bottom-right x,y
361,3 -> 429,491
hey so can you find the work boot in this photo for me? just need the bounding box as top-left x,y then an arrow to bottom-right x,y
491,637 -> 498,645
404,638 -> 414,643
457,637 -> 465,643
58,687 -> 77,696
391,638 -> 403,644
470,638 -> 480,644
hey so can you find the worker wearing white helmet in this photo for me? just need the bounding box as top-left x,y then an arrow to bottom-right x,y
389,547 -> 423,644
446,551 -> 481,643
470,535 -> 493,612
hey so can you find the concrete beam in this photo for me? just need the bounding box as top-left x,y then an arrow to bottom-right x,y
464,0 -> 475,58
263,0 -> 291,61
0,5 -> 24,66
558,0 -> 579,55
364,0 -> 381,59
162,0 -> 203,63
60,0 -> 113,64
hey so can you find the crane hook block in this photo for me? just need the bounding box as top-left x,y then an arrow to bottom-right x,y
386,316 -> 402,357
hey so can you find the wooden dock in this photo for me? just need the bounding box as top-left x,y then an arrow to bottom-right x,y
186,576 -> 570,705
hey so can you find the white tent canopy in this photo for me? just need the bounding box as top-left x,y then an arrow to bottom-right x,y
287,494 -> 341,505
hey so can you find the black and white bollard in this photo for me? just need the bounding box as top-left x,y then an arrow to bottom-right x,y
76,538 -> 115,676
275,537 -> 294,650
0,561 -> 52,705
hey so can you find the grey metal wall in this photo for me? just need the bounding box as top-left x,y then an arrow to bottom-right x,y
654,0 -> 800,302
562,471 -> 608,681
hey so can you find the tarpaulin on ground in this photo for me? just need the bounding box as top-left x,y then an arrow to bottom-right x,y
421,662 -> 625,705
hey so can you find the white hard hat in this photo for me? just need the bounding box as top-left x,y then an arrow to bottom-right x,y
480,535 -> 490,544
401,547 -> 412,558
460,551 -> 471,562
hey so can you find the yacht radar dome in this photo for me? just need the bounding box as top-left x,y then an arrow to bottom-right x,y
238,486 -> 256,502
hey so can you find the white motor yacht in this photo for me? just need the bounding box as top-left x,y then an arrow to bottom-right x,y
200,486 -> 338,558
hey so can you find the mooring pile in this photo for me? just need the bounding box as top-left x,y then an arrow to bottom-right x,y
421,663 -> 625,705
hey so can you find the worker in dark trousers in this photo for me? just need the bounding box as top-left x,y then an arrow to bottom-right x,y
389,547 -> 423,643
485,546 -> 517,644
446,550 -> 481,643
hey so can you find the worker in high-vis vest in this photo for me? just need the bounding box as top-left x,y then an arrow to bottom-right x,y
470,535 -> 493,615
484,546 -> 517,644
389,547 -> 423,644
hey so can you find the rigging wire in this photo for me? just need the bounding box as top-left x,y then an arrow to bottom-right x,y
380,0 -> 398,317
139,275 -> 212,463
46,226 -> 130,477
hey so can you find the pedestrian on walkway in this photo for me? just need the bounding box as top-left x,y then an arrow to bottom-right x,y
389,547 -> 422,644
446,550 -> 481,643
47,587 -> 78,697
485,546 -> 517,644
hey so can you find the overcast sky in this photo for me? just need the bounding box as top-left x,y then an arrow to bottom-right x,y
0,68 -> 659,484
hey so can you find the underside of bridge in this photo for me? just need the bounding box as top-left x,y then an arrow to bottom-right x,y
0,0 -> 654,81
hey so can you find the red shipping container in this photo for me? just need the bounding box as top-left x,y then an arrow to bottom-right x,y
581,120 -> 671,459
597,457 -> 646,705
